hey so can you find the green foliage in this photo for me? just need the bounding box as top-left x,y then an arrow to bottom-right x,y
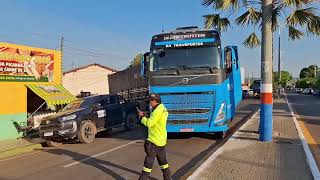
127,53 -> 143,69
273,71 -> 293,87
315,78 -> 320,90
299,65 -> 319,78
201,0 -> 320,48
295,77 -> 316,88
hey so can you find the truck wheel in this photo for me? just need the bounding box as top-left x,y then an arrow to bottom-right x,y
41,140 -> 62,147
77,120 -> 96,144
125,113 -> 137,130
215,131 -> 227,139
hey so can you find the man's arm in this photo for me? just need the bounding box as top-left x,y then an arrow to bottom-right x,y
141,108 -> 161,128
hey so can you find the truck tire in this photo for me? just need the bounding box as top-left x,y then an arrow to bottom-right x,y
41,140 -> 62,147
77,120 -> 96,144
125,113 -> 137,130
215,131 -> 227,139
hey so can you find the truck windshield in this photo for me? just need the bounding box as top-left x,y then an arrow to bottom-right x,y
151,46 -> 221,71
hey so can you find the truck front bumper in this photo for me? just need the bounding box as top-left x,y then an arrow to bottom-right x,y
166,123 -> 228,133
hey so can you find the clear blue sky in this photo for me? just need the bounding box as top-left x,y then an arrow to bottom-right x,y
0,0 -> 319,77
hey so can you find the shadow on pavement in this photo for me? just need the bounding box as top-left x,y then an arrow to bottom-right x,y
46,148 -> 157,180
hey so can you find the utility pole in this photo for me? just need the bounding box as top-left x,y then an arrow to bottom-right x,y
315,64 -> 317,78
60,36 -> 64,61
260,0 -> 273,142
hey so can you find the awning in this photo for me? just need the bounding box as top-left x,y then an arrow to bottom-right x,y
26,84 -> 76,106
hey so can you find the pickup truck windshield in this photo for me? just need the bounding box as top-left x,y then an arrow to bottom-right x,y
151,46 -> 221,71
61,97 -> 95,112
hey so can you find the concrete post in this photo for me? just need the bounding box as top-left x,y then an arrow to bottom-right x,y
259,0 -> 273,141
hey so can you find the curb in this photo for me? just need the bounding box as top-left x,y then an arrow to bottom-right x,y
0,143 -> 42,161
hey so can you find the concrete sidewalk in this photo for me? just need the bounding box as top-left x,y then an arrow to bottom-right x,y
188,97 -> 315,180
0,139 -> 42,160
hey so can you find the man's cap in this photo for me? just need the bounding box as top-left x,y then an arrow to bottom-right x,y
148,93 -> 161,101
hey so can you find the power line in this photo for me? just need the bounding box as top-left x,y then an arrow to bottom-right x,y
64,45 -> 119,56
64,52 -> 130,60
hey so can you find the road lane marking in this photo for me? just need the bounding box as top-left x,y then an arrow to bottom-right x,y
284,93 -> 320,179
298,119 -> 320,166
187,110 -> 260,180
63,140 -> 142,168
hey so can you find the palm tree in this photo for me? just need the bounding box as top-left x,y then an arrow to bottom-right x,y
201,0 -> 320,48
201,0 -> 320,141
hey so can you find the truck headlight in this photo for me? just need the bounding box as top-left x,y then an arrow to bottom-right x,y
215,103 -> 225,122
61,114 -> 77,121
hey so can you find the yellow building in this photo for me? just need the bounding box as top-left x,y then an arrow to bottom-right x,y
0,42 -> 75,141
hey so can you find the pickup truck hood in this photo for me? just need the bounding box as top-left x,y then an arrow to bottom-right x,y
42,108 -> 85,121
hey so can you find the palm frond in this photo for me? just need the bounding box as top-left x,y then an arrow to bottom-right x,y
203,14 -> 231,31
222,0 -> 240,10
201,0 -> 224,9
219,18 -> 231,31
286,7 -> 317,26
201,0 -> 215,7
307,16 -> 320,35
288,25 -> 304,40
242,32 -> 261,48
283,0 -> 313,7
235,7 -> 261,26
272,4 -> 284,31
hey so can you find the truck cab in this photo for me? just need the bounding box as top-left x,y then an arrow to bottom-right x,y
142,26 -> 242,138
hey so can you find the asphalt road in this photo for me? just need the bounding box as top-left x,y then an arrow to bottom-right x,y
286,92 -> 320,168
0,98 -> 259,180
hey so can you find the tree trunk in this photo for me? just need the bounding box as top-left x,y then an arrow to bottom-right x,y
259,0 -> 273,141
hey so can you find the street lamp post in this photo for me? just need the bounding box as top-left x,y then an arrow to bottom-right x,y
259,0 -> 273,141
278,26 -> 281,92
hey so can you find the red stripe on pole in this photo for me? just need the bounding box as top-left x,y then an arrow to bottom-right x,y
261,93 -> 273,104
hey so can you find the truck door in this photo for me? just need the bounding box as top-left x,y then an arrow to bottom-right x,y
224,46 -> 242,118
106,95 -> 124,127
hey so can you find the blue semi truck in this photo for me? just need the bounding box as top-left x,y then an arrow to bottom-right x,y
109,26 -> 242,138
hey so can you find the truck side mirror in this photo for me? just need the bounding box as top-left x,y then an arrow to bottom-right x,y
141,52 -> 150,78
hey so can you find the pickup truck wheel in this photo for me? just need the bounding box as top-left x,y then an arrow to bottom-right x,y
77,120 -> 96,144
41,140 -> 62,147
125,113 -> 137,130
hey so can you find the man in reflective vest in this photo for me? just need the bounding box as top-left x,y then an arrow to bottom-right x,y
138,93 -> 172,180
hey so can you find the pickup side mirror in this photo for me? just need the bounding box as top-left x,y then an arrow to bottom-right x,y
93,103 -> 101,109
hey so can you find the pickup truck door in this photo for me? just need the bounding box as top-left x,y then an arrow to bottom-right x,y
105,95 -> 124,127
92,98 -> 108,129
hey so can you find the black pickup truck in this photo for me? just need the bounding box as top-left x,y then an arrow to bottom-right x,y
19,94 -> 138,147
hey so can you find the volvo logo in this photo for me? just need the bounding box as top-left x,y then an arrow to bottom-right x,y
182,78 -> 189,84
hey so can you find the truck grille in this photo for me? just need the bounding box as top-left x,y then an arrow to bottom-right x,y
167,119 -> 207,125
160,92 -> 215,125
168,108 -> 210,114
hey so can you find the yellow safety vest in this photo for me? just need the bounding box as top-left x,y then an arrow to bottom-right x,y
141,104 -> 168,146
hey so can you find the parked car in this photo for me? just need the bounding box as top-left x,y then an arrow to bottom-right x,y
242,90 -> 249,99
295,88 -> 302,93
302,88 -> 313,94
312,90 -> 320,96
37,94 -> 138,146
248,89 -> 253,95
